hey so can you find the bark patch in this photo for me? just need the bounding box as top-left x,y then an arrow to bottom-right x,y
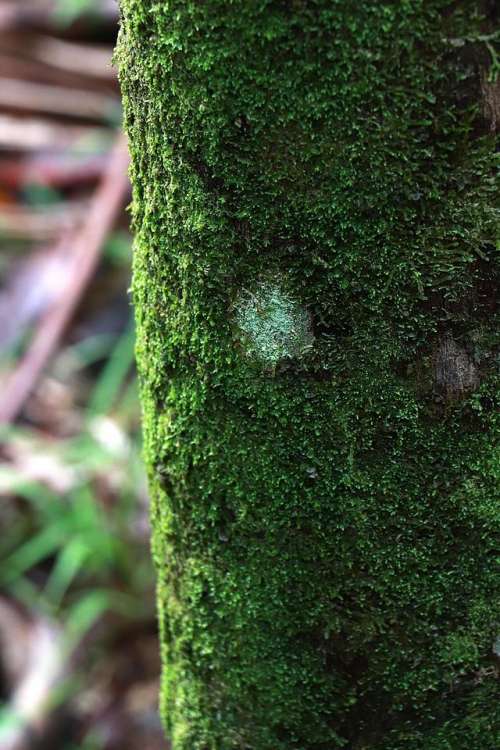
481,70 -> 500,132
433,336 -> 479,396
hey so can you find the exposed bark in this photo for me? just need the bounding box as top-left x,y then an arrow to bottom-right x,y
433,335 -> 480,397
481,70 -> 500,131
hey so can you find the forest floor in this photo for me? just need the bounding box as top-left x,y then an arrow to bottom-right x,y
0,2 -> 166,748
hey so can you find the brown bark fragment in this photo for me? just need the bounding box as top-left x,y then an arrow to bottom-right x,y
433,336 -> 479,396
481,69 -> 500,132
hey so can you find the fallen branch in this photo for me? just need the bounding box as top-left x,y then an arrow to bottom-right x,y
0,243 -> 76,353
0,203 -> 85,241
32,37 -> 116,81
0,77 -> 121,122
0,49 -> 116,95
0,153 -> 107,190
0,114 -> 109,151
0,133 -> 130,425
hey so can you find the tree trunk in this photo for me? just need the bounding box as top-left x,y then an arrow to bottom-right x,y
117,2 -> 499,748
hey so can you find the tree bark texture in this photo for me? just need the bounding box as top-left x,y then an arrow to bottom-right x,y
117,2 -> 499,748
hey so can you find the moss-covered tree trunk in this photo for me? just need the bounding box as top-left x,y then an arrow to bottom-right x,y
117,2 -> 499,748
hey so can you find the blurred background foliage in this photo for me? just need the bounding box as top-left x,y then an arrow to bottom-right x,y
0,2 -> 164,748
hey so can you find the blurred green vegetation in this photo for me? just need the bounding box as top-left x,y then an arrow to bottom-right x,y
0,239 -> 160,747
0,323 -> 146,625
54,0 -> 102,25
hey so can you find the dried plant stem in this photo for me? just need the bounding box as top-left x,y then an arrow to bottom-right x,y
0,133 -> 130,426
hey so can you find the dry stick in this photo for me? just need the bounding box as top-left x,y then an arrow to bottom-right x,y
0,51 -> 117,95
0,153 -> 107,190
0,114 -> 109,151
0,34 -> 116,83
0,133 -> 130,426
0,77 -> 120,121
0,202 -> 85,241
32,38 -> 116,81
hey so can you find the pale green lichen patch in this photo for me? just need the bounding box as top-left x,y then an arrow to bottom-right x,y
235,281 -> 314,367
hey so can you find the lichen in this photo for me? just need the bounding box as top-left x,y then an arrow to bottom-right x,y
235,281 -> 314,367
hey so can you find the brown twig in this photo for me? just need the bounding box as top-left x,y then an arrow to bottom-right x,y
0,114 -> 110,151
0,133 -> 130,425
0,243 -> 75,353
0,203 -> 85,241
0,153 -> 107,190
0,50 -> 116,94
32,37 -> 117,81
0,77 -> 120,122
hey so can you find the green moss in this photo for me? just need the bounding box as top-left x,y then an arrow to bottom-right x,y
117,1 -> 499,748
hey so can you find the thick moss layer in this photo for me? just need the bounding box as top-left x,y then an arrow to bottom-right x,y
117,1 -> 499,748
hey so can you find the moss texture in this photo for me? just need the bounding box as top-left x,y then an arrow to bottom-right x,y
117,1 -> 499,747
